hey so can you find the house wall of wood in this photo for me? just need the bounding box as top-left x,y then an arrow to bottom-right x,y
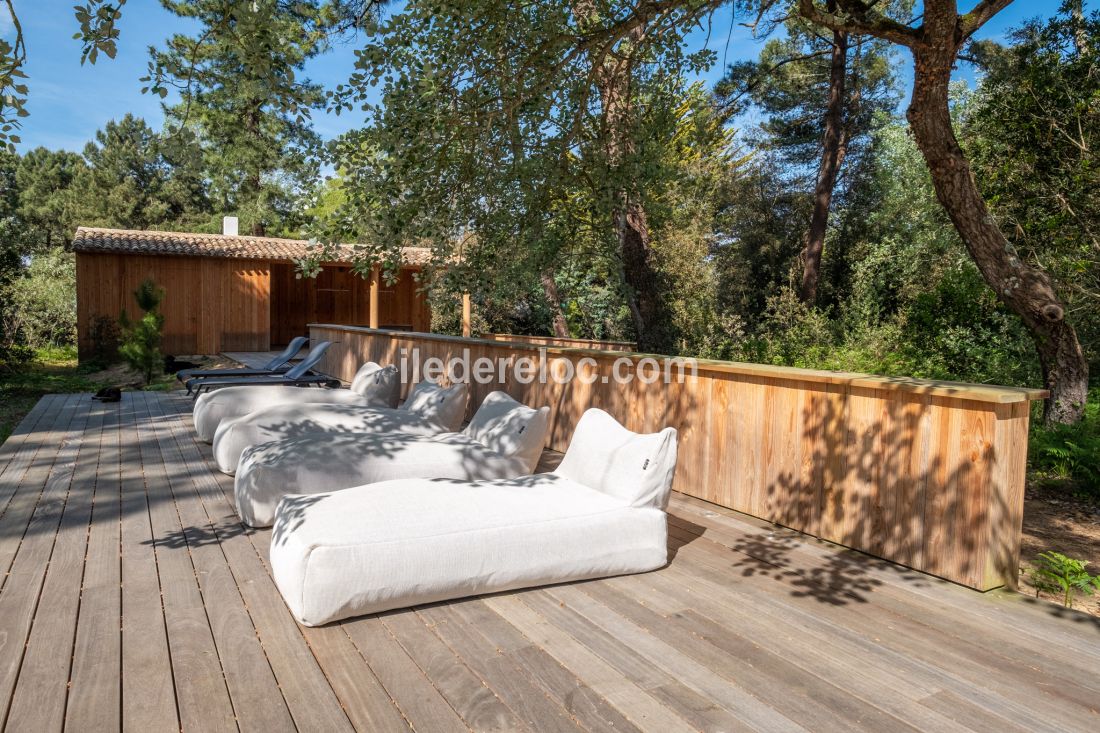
76,253 -> 429,359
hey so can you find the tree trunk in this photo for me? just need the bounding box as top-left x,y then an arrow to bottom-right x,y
596,24 -> 669,352
245,100 -> 265,237
800,12 -> 849,304
906,43 -> 1088,424
539,269 -> 570,337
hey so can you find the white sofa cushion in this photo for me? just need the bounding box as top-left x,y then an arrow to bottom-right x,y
348,363 -> 401,406
270,474 -> 668,626
212,404 -> 449,474
192,361 -> 400,443
462,391 -> 549,472
402,380 -> 468,431
554,408 -> 678,509
234,432 -> 531,527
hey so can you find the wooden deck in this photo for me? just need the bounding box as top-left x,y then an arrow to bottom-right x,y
0,392 -> 1097,732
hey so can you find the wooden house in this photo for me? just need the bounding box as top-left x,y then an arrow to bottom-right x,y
73,225 -> 431,359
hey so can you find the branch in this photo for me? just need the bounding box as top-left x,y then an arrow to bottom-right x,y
958,0 -> 1014,41
797,0 -> 920,48
716,48 -> 833,119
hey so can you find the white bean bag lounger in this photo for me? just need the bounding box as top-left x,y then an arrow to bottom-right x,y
269,408 -> 677,626
193,362 -> 400,442
211,380 -> 468,474
234,391 -> 550,527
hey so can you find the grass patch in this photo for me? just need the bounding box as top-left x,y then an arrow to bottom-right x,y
0,346 -> 176,444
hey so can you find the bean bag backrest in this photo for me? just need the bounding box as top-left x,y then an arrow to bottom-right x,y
554,408 -> 678,509
402,380 -> 469,431
349,363 -> 400,408
462,391 -> 550,472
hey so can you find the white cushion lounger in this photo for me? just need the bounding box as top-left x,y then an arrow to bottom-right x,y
269,408 -> 677,626
211,380 -> 468,474
234,391 -> 550,527
193,362 -> 400,442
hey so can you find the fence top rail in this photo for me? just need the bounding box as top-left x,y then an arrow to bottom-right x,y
309,324 -> 1049,405
484,333 -> 638,347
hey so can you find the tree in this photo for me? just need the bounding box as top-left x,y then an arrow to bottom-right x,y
146,0 -> 336,236
15,148 -> 86,250
0,149 -> 24,283
717,3 -> 903,304
965,2 -> 1100,381
77,114 -> 210,230
118,278 -> 165,384
323,0 -> 728,352
0,249 -> 78,349
788,0 -> 1088,425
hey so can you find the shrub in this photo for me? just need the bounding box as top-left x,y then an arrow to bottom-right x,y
0,343 -> 33,375
0,249 -> 77,350
118,279 -> 165,385
1029,390 -> 1100,497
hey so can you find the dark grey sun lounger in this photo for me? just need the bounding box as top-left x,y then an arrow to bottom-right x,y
176,336 -> 309,384
188,341 -> 337,396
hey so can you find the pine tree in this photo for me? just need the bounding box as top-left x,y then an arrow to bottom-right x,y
118,278 -> 165,385
146,0 -> 335,236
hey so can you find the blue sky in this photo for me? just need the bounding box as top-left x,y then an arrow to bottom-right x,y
6,1 -> 1085,154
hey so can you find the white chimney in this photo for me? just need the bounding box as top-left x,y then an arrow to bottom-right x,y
222,216 -> 239,236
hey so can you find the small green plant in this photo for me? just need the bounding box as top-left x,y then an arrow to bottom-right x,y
118,279 -> 165,385
1029,551 -> 1100,609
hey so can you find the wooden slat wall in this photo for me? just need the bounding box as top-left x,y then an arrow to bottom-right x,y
268,264 -> 429,347
76,253 -> 271,357
311,325 -> 1041,592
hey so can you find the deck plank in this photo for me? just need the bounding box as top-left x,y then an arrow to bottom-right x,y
0,394 -> 91,726
118,392 -> 180,732
415,601 -> 586,733
136,392 -> 296,733
0,391 -> 1098,733
65,397 -> 123,731
341,616 -> 470,733
133,392 -> 238,733
4,400 -> 106,732
381,608 -> 530,732
154,394 -> 359,733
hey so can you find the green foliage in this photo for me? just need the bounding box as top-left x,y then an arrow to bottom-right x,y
77,114 -> 211,230
14,148 -> 86,250
716,4 -> 903,182
0,1 -> 127,150
118,279 -> 165,385
0,249 -> 78,350
965,2 -> 1100,375
1030,390 -> 1100,496
147,0 -> 334,236
1029,551 -> 1100,609
321,0 -> 739,349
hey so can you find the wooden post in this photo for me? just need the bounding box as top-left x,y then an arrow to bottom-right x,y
369,266 -> 380,329
461,292 -> 472,337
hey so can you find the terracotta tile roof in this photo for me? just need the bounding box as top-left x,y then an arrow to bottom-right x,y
72,227 -> 432,267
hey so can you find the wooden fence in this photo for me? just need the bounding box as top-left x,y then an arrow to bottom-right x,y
310,324 -> 1046,591
483,333 -> 637,352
